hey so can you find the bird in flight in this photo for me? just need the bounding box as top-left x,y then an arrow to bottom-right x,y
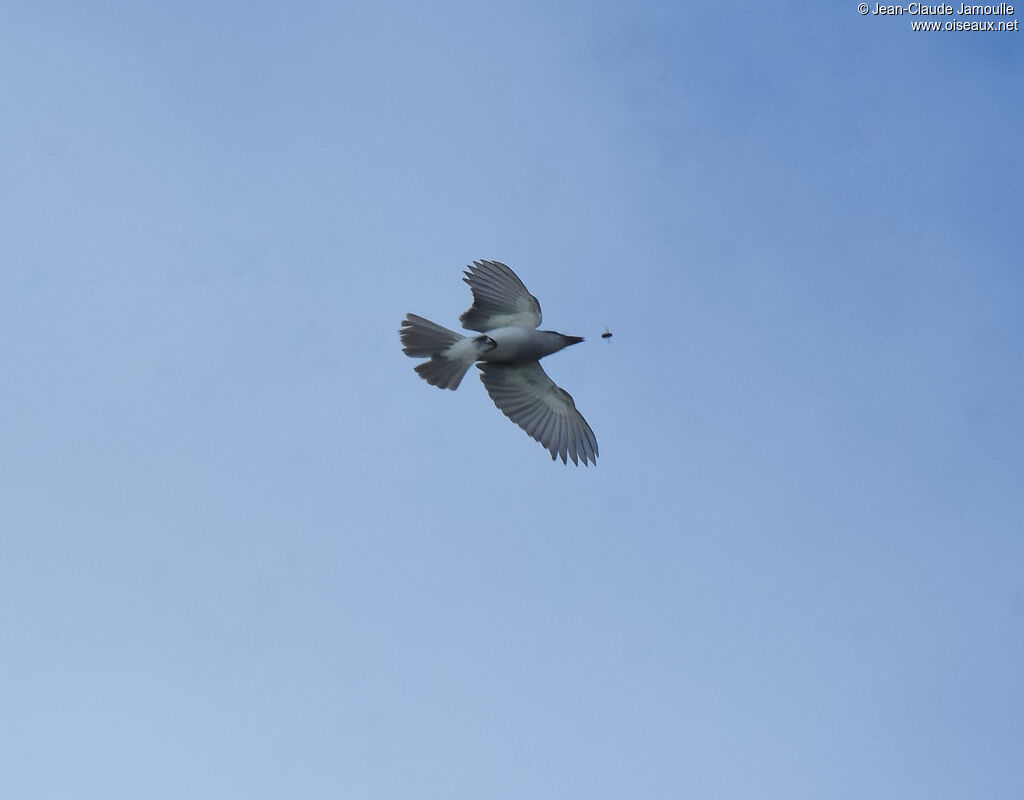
400,260 -> 598,465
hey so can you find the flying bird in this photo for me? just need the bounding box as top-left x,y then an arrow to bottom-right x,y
400,260 -> 598,465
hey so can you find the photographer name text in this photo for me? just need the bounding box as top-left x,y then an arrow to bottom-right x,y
869,3 -> 1013,13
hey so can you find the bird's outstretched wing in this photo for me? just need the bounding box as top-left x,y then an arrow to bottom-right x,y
459,260 -> 542,332
478,361 -> 598,466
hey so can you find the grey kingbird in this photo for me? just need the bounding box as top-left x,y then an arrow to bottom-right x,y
400,260 -> 598,465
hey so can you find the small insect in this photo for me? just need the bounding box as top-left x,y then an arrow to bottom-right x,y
601,328 -> 613,340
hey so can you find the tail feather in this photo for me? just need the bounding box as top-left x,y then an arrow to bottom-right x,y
400,314 -> 475,390
414,356 -> 472,390
400,314 -> 463,356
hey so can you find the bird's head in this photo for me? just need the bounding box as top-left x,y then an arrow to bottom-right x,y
541,331 -> 584,354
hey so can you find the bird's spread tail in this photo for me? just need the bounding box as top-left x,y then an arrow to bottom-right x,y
400,314 -> 476,390
400,314 -> 462,357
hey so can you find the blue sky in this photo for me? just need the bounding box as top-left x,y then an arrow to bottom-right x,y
2,2 -> 1022,798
